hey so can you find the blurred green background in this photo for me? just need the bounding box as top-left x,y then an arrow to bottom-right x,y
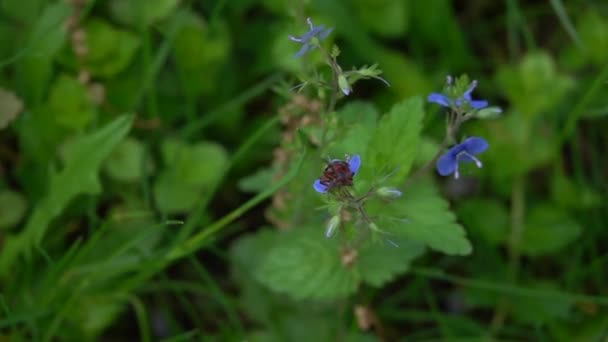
0,0 -> 607,341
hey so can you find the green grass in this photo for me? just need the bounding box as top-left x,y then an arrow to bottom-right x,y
0,0 -> 607,341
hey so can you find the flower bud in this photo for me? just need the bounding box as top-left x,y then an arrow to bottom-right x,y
338,74 -> 351,96
377,187 -> 402,199
474,106 -> 502,119
326,215 -> 340,238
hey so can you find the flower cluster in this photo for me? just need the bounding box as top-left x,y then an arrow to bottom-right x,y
428,77 -> 498,179
288,18 -> 333,58
428,79 -> 489,111
294,16 -> 499,242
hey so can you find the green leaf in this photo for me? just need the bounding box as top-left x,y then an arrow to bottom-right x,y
255,227 -> 357,300
0,115 -> 133,276
254,226 -> 424,300
108,0 -> 179,28
457,199 -> 509,246
327,101 -> 378,161
47,74 -> 97,131
365,97 -> 424,185
509,281 -> 572,324
160,139 -> 228,187
496,52 -> 574,118
551,170 -> 602,210
103,137 -> 149,182
83,19 -> 140,78
520,204 -> 582,257
357,239 -> 424,287
172,12 -> 231,97
15,2 -> 71,105
238,167 -> 274,193
352,0 -> 408,37
154,139 -> 228,214
370,180 -> 472,255
0,190 -> 27,230
153,170 -> 201,214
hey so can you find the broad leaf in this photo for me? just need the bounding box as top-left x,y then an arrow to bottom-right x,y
369,179 -> 472,255
365,97 -> 424,185
254,226 -> 424,300
255,227 -> 357,300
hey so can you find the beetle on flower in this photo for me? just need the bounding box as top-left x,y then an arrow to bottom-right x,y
289,18 -> 333,58
314,154 -> 361,193
428,79 -> 490,111
437,137 -> 489,179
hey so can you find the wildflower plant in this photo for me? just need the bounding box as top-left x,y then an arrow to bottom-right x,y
239,17 -> 502,302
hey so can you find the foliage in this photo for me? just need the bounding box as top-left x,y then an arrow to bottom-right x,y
0,1 -> 606,341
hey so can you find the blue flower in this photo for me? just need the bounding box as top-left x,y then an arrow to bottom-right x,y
314,154 -> 361,193
428,80 -> 489,110
436,137 -> 488,179
289,18 -> 333,58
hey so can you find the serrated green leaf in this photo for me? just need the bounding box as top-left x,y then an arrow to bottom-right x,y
254,225 -> 424,300
255,227 -> 357,300
0,115 -> 133,276
369,180 -> 472,255
357,239 -> 424,287
365,97 -> 424,185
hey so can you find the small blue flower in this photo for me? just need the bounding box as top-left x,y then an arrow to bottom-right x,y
428,80 -> 490,110
314,154 -> 361,193
436,137 -> 489,179
289,18 -> 333,58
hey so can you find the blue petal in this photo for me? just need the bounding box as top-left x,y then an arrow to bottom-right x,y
462,137 -> 489,155
300,25 -> 325,42
348,155 -> 361,175
427,93 -> 451,107
313,179 -> 328,193
458,154 -> 477,163
436,152 -> 458,176
463,80 -> 478,100
293,44 -> 311,58
319,27 -> 333,40
470,100 -> 488,109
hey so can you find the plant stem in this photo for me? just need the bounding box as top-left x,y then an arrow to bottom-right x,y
318,45 -> 341,149
488,175 -> 526,336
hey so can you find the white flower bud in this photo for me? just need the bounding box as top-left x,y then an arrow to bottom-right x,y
338,74 -> 351,96
377,187 -> 402,199
326,215 -> 340,238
